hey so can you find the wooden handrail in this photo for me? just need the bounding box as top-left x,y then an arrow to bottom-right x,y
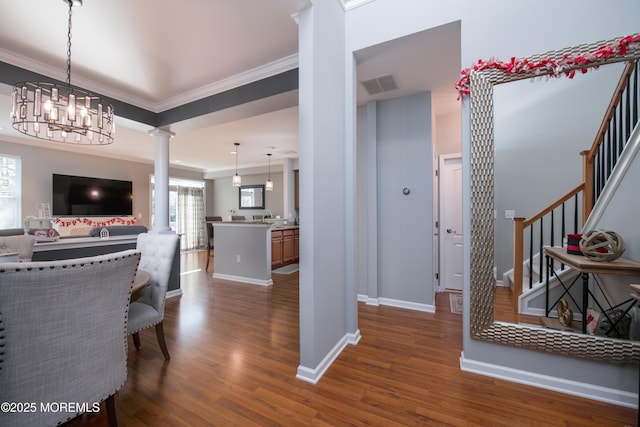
522,183 -> 584,228
586,61 -> 636,159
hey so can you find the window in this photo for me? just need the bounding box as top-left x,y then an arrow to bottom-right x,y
0,154 -> 22,228
151,176 -> 206,251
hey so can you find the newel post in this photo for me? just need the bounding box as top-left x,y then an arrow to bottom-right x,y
512,217 -> 526,313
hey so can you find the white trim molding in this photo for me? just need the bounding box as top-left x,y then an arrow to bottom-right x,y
340,0 -> 376,11
166,289 -> 183,299
212,273 -> 273,286
296,329 -> 361,384
357,293 -> 434,312
460,352 -> 637,408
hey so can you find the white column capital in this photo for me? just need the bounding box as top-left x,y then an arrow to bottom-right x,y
148,128 -> 175,139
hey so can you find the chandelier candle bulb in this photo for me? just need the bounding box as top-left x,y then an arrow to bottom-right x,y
34,88 -> 41,116
68,93 -> 75,120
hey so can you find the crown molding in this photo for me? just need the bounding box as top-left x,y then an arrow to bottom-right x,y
341,0 -> 376,11
155,54 -> 299,112
0,47 -> 299,114
0,47 -> 157,111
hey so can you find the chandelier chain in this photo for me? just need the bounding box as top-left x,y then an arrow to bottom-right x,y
66,1 -> 73,85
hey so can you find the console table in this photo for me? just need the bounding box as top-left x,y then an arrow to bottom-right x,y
544,246 -> 640,334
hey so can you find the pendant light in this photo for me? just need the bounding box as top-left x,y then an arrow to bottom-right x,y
265,153 -> 273,191
10,0 -> 115,145
232,142 -> 241,187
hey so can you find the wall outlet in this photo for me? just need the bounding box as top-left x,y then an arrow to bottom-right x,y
236,255 -> 241,263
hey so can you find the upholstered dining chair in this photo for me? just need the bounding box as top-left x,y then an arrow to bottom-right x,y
0,234 -> 36,261
204,216 -> 222,272
0,250 -> 141,427
128,232 -> 180,360
205,222 -> 214,271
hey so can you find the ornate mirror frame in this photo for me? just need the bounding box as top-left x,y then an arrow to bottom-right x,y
468,35 -> 640,362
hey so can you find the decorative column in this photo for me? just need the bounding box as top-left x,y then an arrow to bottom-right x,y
149,128 -> 175,233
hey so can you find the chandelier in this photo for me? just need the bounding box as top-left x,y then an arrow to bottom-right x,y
232,142 -> 241,187
265,153 -> 273,191
10,0 -> 115,145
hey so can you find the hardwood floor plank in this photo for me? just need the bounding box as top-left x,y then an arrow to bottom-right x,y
63,252 -> 636,426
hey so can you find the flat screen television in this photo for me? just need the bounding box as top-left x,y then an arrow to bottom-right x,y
52,174 -> 133,216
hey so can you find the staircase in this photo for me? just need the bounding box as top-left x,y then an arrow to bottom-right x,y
507,59 -> 640,316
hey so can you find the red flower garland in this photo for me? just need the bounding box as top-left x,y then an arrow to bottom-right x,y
456,34 -> 640,100
53,216 -> 138,228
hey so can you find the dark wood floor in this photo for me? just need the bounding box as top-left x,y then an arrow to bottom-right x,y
68,252 -> 636,426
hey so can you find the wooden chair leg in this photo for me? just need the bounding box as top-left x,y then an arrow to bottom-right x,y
105,394 -> 120,427
206,247 -> 211,271
132,332 -> 141,350
155,322 -> 171,360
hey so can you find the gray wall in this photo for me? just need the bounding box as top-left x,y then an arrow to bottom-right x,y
357,94 -> 434,304
298,0 -> 350,373
212,224 -> 271,283
0,138 -> 204,229
211,172 -> 285,219
346,0 -> 640,399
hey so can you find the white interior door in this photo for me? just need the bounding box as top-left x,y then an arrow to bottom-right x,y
440,155 -> 463,291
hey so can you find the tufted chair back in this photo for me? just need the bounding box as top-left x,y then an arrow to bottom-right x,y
0,250 -> 141,427
127,232 -> 179,360
134,232 -> 178,316
0,234 -> 36,261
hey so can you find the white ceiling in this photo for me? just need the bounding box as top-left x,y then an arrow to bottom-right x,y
0,0 -> 460,175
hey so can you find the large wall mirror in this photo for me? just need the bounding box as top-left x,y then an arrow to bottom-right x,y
239,184 -> 265,210
468,35 -> 640,362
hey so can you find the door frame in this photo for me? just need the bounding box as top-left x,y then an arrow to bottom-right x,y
437,153 -> 463,292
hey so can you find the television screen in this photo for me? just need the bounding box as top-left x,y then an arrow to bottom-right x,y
52,174 -> 133,216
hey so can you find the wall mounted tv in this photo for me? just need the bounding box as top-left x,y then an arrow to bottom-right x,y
52,174 -> 133,216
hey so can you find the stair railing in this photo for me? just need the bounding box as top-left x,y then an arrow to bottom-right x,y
512,184 -> 583,312
510,59 -> 638,313
583,60 -> 639,221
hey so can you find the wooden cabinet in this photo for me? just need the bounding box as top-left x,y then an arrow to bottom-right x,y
282,229 -> 295,264
271,230 -> 283,268
294,228 -> 299,262
271,227 -> 299,269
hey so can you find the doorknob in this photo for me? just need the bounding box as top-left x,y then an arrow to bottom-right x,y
446,229 -> 456,234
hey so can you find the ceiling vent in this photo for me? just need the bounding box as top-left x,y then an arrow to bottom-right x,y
361,74 -> 398,95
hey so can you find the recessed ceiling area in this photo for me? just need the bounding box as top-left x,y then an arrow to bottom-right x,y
0,1 -> 460,174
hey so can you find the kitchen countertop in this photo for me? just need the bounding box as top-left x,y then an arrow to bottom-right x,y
211,221 -> 298,230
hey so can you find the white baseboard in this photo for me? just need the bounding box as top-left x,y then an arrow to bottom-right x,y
296,329 -> 361,384
378,297 -> 435,313
166,289 -> 182,299
460,352 -> 637,408
212,273 -> 273,286
357,293 -> 379,306
357,294 -> 434,312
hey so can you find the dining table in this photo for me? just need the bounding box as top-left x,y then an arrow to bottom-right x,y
131,269 -> 151,302
0,252 -> 20,263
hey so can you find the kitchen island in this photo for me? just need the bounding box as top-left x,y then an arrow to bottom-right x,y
211,221 -> 299,285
